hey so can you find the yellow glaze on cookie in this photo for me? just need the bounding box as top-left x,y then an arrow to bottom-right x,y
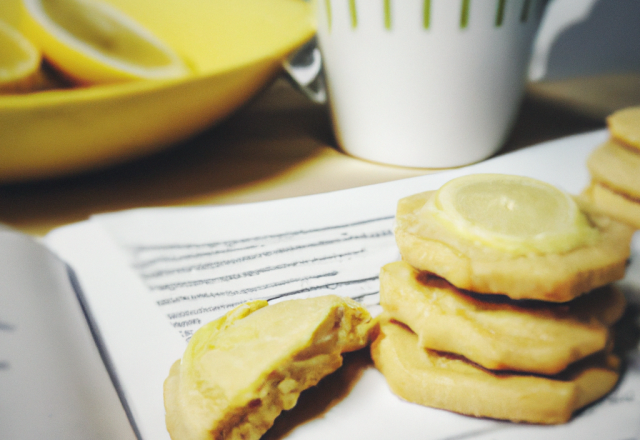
607,106 -> 640,151
164,295 -> 373,440
587,140 -> 640,199
425,174 -> 599,255
583,181 -> 640,230
380,261 -> 625,374
395,186 -> 633,301
371,317 -> 620,425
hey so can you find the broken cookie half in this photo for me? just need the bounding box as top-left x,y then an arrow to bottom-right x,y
164,295 -> 373,440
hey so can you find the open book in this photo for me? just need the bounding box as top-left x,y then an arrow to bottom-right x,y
3,130 -> 640,440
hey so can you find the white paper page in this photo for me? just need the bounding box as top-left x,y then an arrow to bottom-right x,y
45,130 -> 640,440
45,222 -> 186,440
0,230 -> 136,440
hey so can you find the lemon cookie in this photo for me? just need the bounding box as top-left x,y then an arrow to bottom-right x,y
395,174 -> 633,301
583,180 -> 640,230
379,260 -> 625,375
371,317 -> 620,425
164,295 -> 373,440
587,140 -> 640,199
607,106 -> 640,151
584,139 -> 640,229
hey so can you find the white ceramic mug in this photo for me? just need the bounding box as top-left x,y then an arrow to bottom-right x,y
307,0 -> 547,168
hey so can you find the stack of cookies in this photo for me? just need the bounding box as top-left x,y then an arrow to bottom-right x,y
583,106 -> 640,229
371,174 -> 634,424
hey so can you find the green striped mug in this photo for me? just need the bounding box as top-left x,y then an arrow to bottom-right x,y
310,0 -> 547,168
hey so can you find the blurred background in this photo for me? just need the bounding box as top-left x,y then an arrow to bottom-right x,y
528,0 -> 640,116
531,0 -> 640,81
1,0 -> 639,234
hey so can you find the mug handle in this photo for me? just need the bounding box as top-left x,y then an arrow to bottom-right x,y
283,37 -> 327,104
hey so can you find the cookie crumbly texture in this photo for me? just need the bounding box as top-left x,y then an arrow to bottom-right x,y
164,295 -> 373,440
394,190 -> 633,302
607,106 -> 640,151
371,317 -> 620,425
379,261 -> 625,375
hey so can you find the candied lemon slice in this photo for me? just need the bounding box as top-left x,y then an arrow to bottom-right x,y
424,174 -> 599,254
21,0 -> 190,84
0,20 -> 41,92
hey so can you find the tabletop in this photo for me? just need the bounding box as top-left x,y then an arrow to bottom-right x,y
1,72 -> 639,236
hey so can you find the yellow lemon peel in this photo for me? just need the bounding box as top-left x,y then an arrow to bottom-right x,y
21,0 -> 190,84
0,19 -> 41,92
423,174 -> 599,255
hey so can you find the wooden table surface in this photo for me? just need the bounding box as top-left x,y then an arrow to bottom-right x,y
1,73 -> 639,236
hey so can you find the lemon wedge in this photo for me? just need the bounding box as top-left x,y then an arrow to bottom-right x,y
424,174 -> 599,255
0,20 -> 41,92
21,0 -> 190,84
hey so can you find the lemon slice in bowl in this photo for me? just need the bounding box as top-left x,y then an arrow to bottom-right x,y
21,0 -> 190,84
0,20 -> 41,93
424,174 -> 599,255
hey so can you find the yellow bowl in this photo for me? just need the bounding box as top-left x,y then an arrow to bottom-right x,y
0,0 -> 314,182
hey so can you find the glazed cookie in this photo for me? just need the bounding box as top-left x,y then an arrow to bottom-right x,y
371,317 -> 620,425
395,174 -> 633,301
587,140 -> 640,199
583,180 -> 640,230
164,296 -> 373,440
607,106 -> 640,151
379,261 -> 625,375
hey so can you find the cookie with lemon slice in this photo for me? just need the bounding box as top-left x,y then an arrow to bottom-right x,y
20,0 -> 190,84
164,295 -> 373,440
371,316 -> 621,425
394,174 -> 633,302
